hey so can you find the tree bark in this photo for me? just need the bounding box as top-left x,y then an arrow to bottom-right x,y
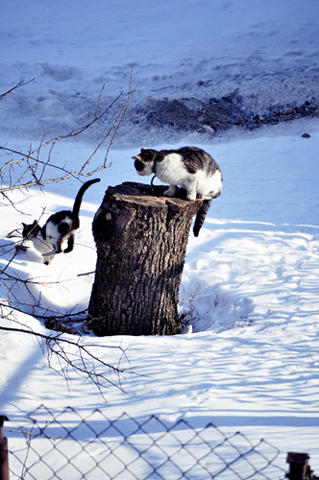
87,182 -> 202,336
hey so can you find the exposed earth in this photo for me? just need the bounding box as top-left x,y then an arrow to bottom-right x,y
127,91 -> 319,138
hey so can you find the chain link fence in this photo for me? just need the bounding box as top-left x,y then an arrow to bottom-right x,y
3,405 -> 290,479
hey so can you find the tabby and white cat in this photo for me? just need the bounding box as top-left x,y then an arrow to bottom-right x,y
22,178 -> 100,265
132,146 -> 222,236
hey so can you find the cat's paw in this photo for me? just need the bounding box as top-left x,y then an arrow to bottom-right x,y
42,249 -> 56,257
186,194 -> 197,201
163,185 -> 176,197
163,190 -> 175,197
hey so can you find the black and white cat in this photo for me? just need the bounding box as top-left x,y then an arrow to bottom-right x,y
22,178 -> 100,265
132,146 -> 222,236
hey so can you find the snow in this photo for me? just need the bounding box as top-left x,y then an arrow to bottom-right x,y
1,0 -> 319,477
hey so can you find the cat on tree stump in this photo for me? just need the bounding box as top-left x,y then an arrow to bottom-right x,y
133,146 -> 222,236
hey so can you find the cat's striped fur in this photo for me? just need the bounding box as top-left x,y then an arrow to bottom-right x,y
133,146 -> 222,236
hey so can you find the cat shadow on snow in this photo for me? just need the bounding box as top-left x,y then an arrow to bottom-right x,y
0,235 -> 92,321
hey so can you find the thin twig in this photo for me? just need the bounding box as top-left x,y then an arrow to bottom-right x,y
0,83 -> 135,193
0,325 -> 139,398
0,72 -> 140,400
0,79 -> 35,101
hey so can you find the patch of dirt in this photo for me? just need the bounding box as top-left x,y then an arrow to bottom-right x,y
130,91 -> 318,135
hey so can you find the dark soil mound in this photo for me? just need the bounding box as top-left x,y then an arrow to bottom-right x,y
130,92 -> 318,135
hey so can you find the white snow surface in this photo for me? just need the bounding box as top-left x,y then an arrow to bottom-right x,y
1,0 -> 319,476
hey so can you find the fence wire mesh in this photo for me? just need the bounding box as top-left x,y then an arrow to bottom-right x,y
5,405 -> 287,480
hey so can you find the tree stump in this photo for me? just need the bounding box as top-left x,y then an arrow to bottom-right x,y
87,182 -> 202,336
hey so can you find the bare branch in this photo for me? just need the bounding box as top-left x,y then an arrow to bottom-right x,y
0,73 -> 139,194
0,79 -> 35,101
0,301 -> 87,322
0,71 -> 140,400
0,325 -> 138,399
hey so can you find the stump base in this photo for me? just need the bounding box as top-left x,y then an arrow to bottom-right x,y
88,182 -> 202,336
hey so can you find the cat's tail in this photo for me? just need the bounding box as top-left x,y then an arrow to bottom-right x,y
72,178 -> 101,218
193,199 -> 212,237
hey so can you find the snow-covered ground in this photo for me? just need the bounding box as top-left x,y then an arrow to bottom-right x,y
1,0 -> 319,146
1,0 -> 319,477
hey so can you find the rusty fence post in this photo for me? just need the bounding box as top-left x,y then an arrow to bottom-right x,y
286,452 -> 312,480
0,416 -> 9,480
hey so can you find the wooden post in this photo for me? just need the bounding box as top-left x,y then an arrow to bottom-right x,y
0,416 -> 9,480
286,452 -> 311,480
87,182 -> 202,336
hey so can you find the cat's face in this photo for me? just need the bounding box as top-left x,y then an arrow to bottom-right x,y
22,220 -> 40,238
132,148 -> 158,176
